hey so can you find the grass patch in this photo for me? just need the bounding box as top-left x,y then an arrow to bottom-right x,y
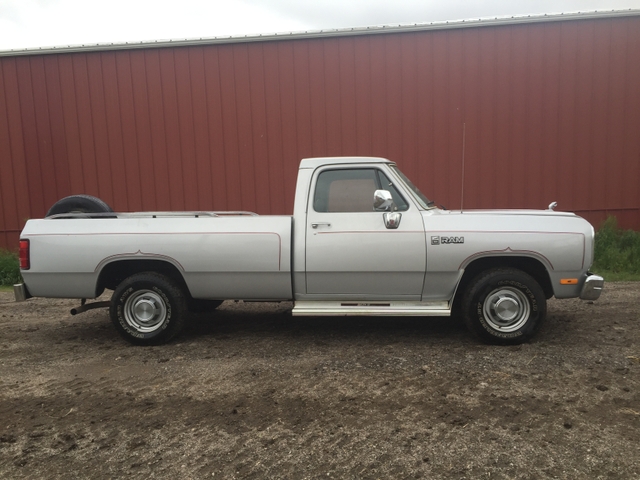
592,217 -> 640,282
0,249 -> 22,286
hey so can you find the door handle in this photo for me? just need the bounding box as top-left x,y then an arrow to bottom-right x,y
311,223 -> 331,228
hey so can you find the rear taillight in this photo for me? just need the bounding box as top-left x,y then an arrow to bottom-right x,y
19,239 -> 30,270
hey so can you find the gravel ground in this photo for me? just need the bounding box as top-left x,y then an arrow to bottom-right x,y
0,283 -> 639,479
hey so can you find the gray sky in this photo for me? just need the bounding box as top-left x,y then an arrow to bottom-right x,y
1,0 -> 639,51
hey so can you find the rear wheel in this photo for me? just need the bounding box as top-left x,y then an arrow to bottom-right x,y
110,272 -> 187,345
462,268 -> 546,345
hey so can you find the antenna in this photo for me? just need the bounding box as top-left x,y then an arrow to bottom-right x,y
460,123 -> 466,213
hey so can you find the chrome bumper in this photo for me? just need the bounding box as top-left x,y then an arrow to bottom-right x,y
13,283 -> 31,302
580,274 -> 604,301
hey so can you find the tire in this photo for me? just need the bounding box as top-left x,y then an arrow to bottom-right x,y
110,272 -> 187,345
46,194 -> 114,218
188,299 -> 223,313
461,268 -> 546,345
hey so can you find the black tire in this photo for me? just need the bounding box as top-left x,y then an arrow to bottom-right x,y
461,268 -> 546,345
188,299 -> 223,313
46,194 -> 114,218
110,272 -> 187,345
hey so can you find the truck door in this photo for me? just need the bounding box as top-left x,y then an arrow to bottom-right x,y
305,167 -> 427,299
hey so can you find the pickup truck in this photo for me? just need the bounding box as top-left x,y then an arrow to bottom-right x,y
14,156 -> 604,345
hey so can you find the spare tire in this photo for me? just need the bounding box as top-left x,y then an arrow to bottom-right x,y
46,194 -> 114,218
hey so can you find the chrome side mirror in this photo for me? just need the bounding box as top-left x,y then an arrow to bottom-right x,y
374,190 -> 401,228
374,189 -> 394,211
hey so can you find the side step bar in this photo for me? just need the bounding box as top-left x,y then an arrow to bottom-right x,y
292,301 -> 451,317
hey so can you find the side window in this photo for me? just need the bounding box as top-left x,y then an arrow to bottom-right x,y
313,168 -> 409,212
314,169 -> 378,212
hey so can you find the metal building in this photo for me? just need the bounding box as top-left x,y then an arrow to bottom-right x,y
1,10 -> 639,250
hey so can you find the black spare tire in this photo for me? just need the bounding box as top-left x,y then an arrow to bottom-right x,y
46,194 -> 114,218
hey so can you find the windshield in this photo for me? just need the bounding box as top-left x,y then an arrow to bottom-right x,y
389,165 -> 434,210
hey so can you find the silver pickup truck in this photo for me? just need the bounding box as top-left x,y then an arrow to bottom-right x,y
15,156 -> 603,345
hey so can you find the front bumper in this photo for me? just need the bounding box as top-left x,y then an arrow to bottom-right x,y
580,274 -> 604,301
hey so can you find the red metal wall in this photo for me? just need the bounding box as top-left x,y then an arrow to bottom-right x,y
1,15 -> 639,250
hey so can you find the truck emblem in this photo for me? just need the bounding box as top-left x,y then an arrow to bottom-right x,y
432,236 -> 464,245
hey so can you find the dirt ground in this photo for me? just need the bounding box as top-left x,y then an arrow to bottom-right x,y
0,283 -> 638,479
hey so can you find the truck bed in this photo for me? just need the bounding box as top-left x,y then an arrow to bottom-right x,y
20,213 -> 293,300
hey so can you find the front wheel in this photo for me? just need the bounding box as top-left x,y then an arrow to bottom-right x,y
110,272 -> 187,345
461,268 -> 546,345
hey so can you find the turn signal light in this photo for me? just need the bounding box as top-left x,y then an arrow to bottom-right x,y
560,278 -> 578,285
19,239 -> 30,270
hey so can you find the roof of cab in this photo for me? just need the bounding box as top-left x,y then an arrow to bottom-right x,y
299,157 -> 394,169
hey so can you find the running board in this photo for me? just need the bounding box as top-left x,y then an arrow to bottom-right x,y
292,301 -> 451,317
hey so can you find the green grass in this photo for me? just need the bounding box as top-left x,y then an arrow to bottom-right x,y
592,217 -> 640,282
0,249 -> 22,286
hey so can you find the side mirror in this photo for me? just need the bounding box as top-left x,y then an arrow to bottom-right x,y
374,190 -> 402,229
374,190 -> 394,211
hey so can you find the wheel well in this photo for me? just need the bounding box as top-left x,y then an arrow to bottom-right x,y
96,260 -> 190,296
452,256 -> 554,311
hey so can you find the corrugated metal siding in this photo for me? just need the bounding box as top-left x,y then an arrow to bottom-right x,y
1,15 -> 639,250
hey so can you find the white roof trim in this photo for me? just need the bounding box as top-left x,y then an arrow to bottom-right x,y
1,9 -> 639,58
299,157 -> 393,169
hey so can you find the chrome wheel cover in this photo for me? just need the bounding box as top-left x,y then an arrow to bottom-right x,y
123,289 -> 168,333
482,287 -> 531,332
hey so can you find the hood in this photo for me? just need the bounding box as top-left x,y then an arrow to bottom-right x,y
422,208 -> 593,237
